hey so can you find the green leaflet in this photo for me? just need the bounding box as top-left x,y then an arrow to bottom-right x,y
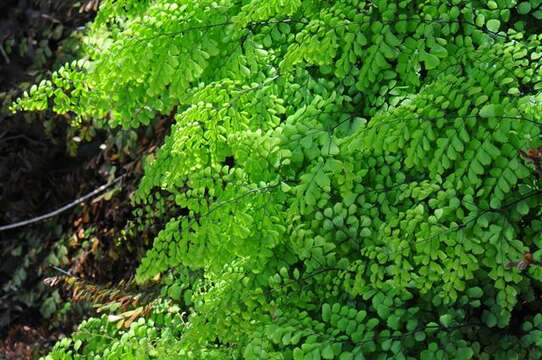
486,19 -> 501,33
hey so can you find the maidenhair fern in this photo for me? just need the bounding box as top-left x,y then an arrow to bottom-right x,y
14,0 -> 542,358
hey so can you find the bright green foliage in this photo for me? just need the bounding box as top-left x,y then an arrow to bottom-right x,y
14,0 -> 542,358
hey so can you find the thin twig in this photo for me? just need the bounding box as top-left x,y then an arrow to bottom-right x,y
0,134 -> 45,146
0,42 -> 10,64
0,175 -> 126,232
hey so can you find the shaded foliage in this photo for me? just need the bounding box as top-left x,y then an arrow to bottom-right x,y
12,0 -> 542,359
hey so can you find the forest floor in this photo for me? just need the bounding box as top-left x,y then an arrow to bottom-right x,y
0,1 -> 166,358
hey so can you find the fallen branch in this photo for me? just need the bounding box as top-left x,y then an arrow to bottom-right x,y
0,175 -> 125,232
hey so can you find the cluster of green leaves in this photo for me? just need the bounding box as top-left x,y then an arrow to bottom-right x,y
1,225 -> 66,320
14,0 -> 542,358
44,301 -> 192,360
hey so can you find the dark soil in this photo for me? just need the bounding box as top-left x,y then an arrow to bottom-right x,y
0,2 -> 173,358
0,1 -> 99,358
